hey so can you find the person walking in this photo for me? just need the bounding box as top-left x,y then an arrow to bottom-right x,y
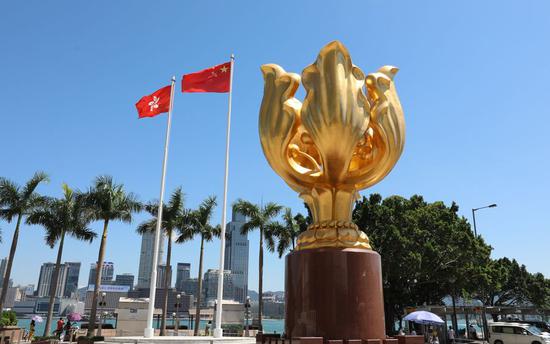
55,317 -> 64,338
448,326 -> 455,344
29,320 -> 36,341
64,320 -> 72,341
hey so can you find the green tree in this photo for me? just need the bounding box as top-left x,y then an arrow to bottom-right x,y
353,194 -> 492,333
80,176 -> 141,336
0,172 -> 49,312
268,208 -> 304,258
27,184 -> 96,335
232,200 -> 282,330
177,196 -> 218,336
137,187 -> 186,336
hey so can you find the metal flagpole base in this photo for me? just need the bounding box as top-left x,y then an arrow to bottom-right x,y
144,327 -> 155,338
213,328 -> 223,338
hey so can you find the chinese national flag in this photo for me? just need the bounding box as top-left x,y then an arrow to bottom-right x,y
182,62 -> 231,93
135,85 -> 172,119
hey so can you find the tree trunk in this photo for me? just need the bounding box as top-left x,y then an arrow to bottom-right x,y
451,290 -> 467,334
43,229 -> 65,336
87,219 -> 109,337
160,230 -> 171,336
193,236 -> 205,336
0,214 -> 22,312
258,227 -> 264,331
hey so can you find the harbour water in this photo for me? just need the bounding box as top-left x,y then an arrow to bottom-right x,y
16,318 -> 286,336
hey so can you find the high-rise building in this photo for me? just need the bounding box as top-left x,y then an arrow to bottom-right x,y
137,231 -> 165,289
63,262 -> 81,297
0,257 -> 7,286
203,269 -> 233,305
156,265 -> 171,288
175,263 -> 191,291
37,263 -> 69,297
224,210 -> 249,303
88,262 -> 114,286
181,278 -> 199,300
23,284 -> 35,296
115,273 -> 135,290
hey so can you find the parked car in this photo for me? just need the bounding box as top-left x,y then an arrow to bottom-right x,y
489,322 -> 550,344
502,321 -> 550,336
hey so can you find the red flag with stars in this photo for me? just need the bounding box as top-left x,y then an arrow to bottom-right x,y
135,85 -> 172,119
182,62 -> 231,93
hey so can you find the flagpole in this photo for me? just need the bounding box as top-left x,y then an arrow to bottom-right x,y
213,54 -> 235,339
144,76 -> 176,338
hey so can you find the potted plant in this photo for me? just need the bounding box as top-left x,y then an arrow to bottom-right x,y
0,311 -> 24,344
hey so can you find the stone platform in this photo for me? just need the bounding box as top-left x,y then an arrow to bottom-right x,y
105,336 -> 256,344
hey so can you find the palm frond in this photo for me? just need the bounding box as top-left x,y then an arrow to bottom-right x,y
0,177 -> 19,208
22,171 -> 49,200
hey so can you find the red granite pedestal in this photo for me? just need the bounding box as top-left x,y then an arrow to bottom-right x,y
285,248 -> 386,341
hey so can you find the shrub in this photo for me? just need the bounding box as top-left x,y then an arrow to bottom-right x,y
0,311 -> 17,327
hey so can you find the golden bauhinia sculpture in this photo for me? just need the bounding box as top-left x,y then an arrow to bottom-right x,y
259,41 -> 405,250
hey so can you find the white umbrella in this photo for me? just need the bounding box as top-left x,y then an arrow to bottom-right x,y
31,315 -> 43,323
404,311 -> 445,325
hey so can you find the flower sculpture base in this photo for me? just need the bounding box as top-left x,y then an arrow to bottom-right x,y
285,247 -> 386,340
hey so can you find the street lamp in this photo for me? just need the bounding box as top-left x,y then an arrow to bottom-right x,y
174,294 -> 181,336
472,204 -> 497,236
98,292 -> 107,336
172,313 -> 177,336
244,297 -> 251,337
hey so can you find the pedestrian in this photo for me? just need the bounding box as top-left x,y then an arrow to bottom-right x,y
56,317 -> 64,338
205,321 -> 211,336
29,320 -> 36,341
468,324 -> 478,339
411,329 -> 417,335
448,326 -> 455,344
65,320 -> 72,341
398,328 -> 405,336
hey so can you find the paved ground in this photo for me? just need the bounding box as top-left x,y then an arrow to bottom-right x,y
105,336 -> 256,344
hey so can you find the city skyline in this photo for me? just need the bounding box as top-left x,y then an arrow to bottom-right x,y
1,1 -> 550,293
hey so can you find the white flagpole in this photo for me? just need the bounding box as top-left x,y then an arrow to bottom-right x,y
144,76 -> 176,338
213,54 -> 235,338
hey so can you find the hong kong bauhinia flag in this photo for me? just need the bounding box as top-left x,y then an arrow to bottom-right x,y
135,85 -> 172,118
182,62 -> 231,93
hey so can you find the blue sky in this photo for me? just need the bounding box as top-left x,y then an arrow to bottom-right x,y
1,1 -> 549,292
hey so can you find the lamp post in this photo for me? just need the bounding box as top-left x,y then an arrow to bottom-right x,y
472,204 -> 497,236
244,296 -> 251,337
97,292 -> 106,336
172,313 -> 176,336
174,294 -> 181,336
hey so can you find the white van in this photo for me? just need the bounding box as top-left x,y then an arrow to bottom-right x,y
489,322 -> 550,344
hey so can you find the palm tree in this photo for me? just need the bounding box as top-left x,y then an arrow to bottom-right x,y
0,172 -> 49,312
232,200 -> 282,330
176,196 -> 218,336
137,187 -> 187,336
80,175 -> 141,336
268,208 -> 303,258
27,184 -> 96,335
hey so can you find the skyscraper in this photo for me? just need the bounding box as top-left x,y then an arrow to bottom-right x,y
175,263 -> 191,291
37,263 -> 69,297
203,269 -> 233,305
88,261 -> 114,286
137,231 -> 165,289
63,262 -> 81,297
156,265 -> 171,288
224,210 -> 249,303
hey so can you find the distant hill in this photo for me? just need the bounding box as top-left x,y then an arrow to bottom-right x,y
247,289 -> 284,301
